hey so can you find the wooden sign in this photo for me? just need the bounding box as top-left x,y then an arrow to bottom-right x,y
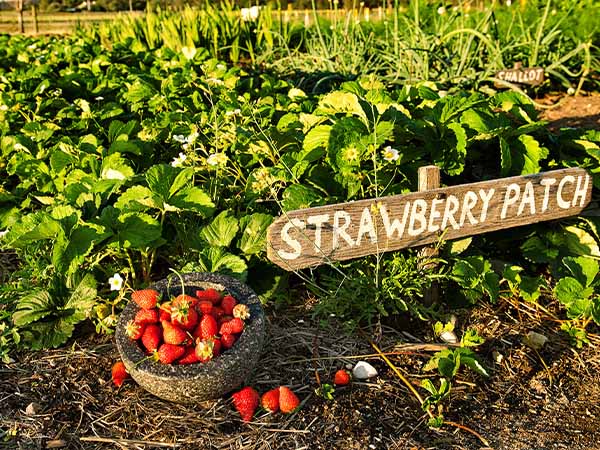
495,63 -> 544,87
267,168 -> 592,270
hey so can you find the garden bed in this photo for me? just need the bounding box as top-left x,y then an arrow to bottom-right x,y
2,292 -> 600,450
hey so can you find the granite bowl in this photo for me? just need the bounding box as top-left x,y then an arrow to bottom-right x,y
115,272 -> 266,403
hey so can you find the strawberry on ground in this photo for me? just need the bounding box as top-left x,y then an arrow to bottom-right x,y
196,288 -> 222,305
177,346 -> 200,365
162,320 -> 188,345
334,369 -> 351,386
220,333 -> 236,349
125,320 -> 144,340
279,386 -> 300,413
219,317 -> 244,335
220,295 -> 237,315
131,289 -> 160,309
156,343 -> 186,364
231,386 -> 260,422
111,361 -> 129,387
141,324 -> 161,353
261,388 -> 280,413
134,308 -> 159,325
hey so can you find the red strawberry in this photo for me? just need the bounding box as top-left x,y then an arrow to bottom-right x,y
233,303 -> 250,320
195,338 -> 216,362
172,294 -> 198,307
279,386 -> 300,413
261,388 -> 280,413
171,303 -> 199,330
218,315 -> 234,328
334,369 -> 351,386
196,300 -> 213,315
131,289 -> 160,309
162,320 -> 188,345
159,302 -> 172,322
197,314 -> 218,340
156,343 -> 186,364
220,295 -> 237,315
125,320 -> 144,340
134,308 -> 159,325
177,346 -> 200,365
111,361 -> 129,387
220,317 -> 244,335
213,338 -> 222,357
141,324 -> 161,353
231,386 -> 259,422
196,288 -> 222,305
211,306 -> 225,319
220,333 -> 236,349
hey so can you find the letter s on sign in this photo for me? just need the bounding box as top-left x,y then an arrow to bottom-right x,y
277,219 -> 305,260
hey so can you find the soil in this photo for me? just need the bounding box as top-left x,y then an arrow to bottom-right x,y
1,93 -> 600,450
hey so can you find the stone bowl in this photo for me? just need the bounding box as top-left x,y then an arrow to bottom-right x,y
115,272 -> 266,403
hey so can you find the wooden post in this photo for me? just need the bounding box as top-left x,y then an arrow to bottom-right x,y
16,0 -> 24,34
31,4 -> 38,34
418,166 -> 440,306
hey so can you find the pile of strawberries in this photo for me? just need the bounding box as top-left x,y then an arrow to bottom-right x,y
125,287 -> 250,365
231,385 -> 301,422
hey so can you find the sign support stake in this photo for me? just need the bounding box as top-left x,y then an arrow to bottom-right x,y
418,165 -> 440,306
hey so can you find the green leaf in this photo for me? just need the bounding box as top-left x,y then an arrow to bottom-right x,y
101,153 -> 134,180
317,91 -> 366,121
461,109 -> 511,138
447,238 -> 472,256
461,354 -> 489,378
461,329 -> 485,347
200,211 -> 239,247
238,213 -> 273,255
169,187 -> 215,216
146,164 -> 178,202
12,290 -> 54,326
563,256 -> 599,288
183,247 -> 247,281
64,274 -> 98,321
483,271 -> 500,302
116,213 -> 162,249
5,212 -> 61,247
169,168 -> 194,198
303,125 -> 332,152
563,226 -> 600,258
500,137 -> 512,177
554,277 -> 591,305
521,236 -> 559,264
115,185 -> 158,212
445,122 -> 467,176
55,225 -> 109,276
281,184 -> 324,211
519,275 -> 545,303
438,356 -> 459,378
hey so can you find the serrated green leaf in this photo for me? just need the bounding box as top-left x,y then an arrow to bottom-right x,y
521,236 -> 559,264
563,226 -> 600,258
461,355 -> 489,378
101,153 -> 134,180
303,125 -> 332,152
200,211 -> 239,247
438,356 -> 459,378
519,275 -> 545,302
317,91 -> 366,121
500,137 -> 511,177
446,122 -> 467,176
115,185 -> 158,211
563,256 -> 599,288
12,290 -> 54,326
169,187 -> 215,216
516,134 -> 548,175
182,247 -> 247,281
5,212 -> 61,247
116,213 -> 162,249
447,237 -> 472,256
281,184 -> 324,211
146,164 -> 178,202
554,277 -> 588,305
483,271 -> 500,302
239,213 -> 273,255
169,167 -> 194,198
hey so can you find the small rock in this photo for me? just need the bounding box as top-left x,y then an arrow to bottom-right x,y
523,331 -> 548,350
440,330 -> 458,344
352,361 -> 378,380
25,402 -> 40,416
493,350 -> 504,364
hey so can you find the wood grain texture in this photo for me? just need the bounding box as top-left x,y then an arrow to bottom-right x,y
267,168 -> 592,271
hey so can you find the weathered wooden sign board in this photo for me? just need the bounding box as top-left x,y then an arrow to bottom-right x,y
267,168 -> 592,270
495,63 -> 544,87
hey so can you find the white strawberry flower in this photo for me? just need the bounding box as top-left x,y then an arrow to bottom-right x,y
171,152 -> 187,167
0,230 -> 8,239
108,273 -> 123,291
207,153 -> 228,167
173,134 -> 187,144
382,146 -> 400,162
437,6 -> 446,15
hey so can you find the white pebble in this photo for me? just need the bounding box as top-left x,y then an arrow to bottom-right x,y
523,331 -> 548,350
440,330 -> 458,344
352,361 -> 378,379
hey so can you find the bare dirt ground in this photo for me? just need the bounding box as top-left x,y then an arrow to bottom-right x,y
1,93 -> 600,450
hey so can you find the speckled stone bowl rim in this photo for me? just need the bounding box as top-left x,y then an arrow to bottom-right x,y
115,272 -> 265,382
